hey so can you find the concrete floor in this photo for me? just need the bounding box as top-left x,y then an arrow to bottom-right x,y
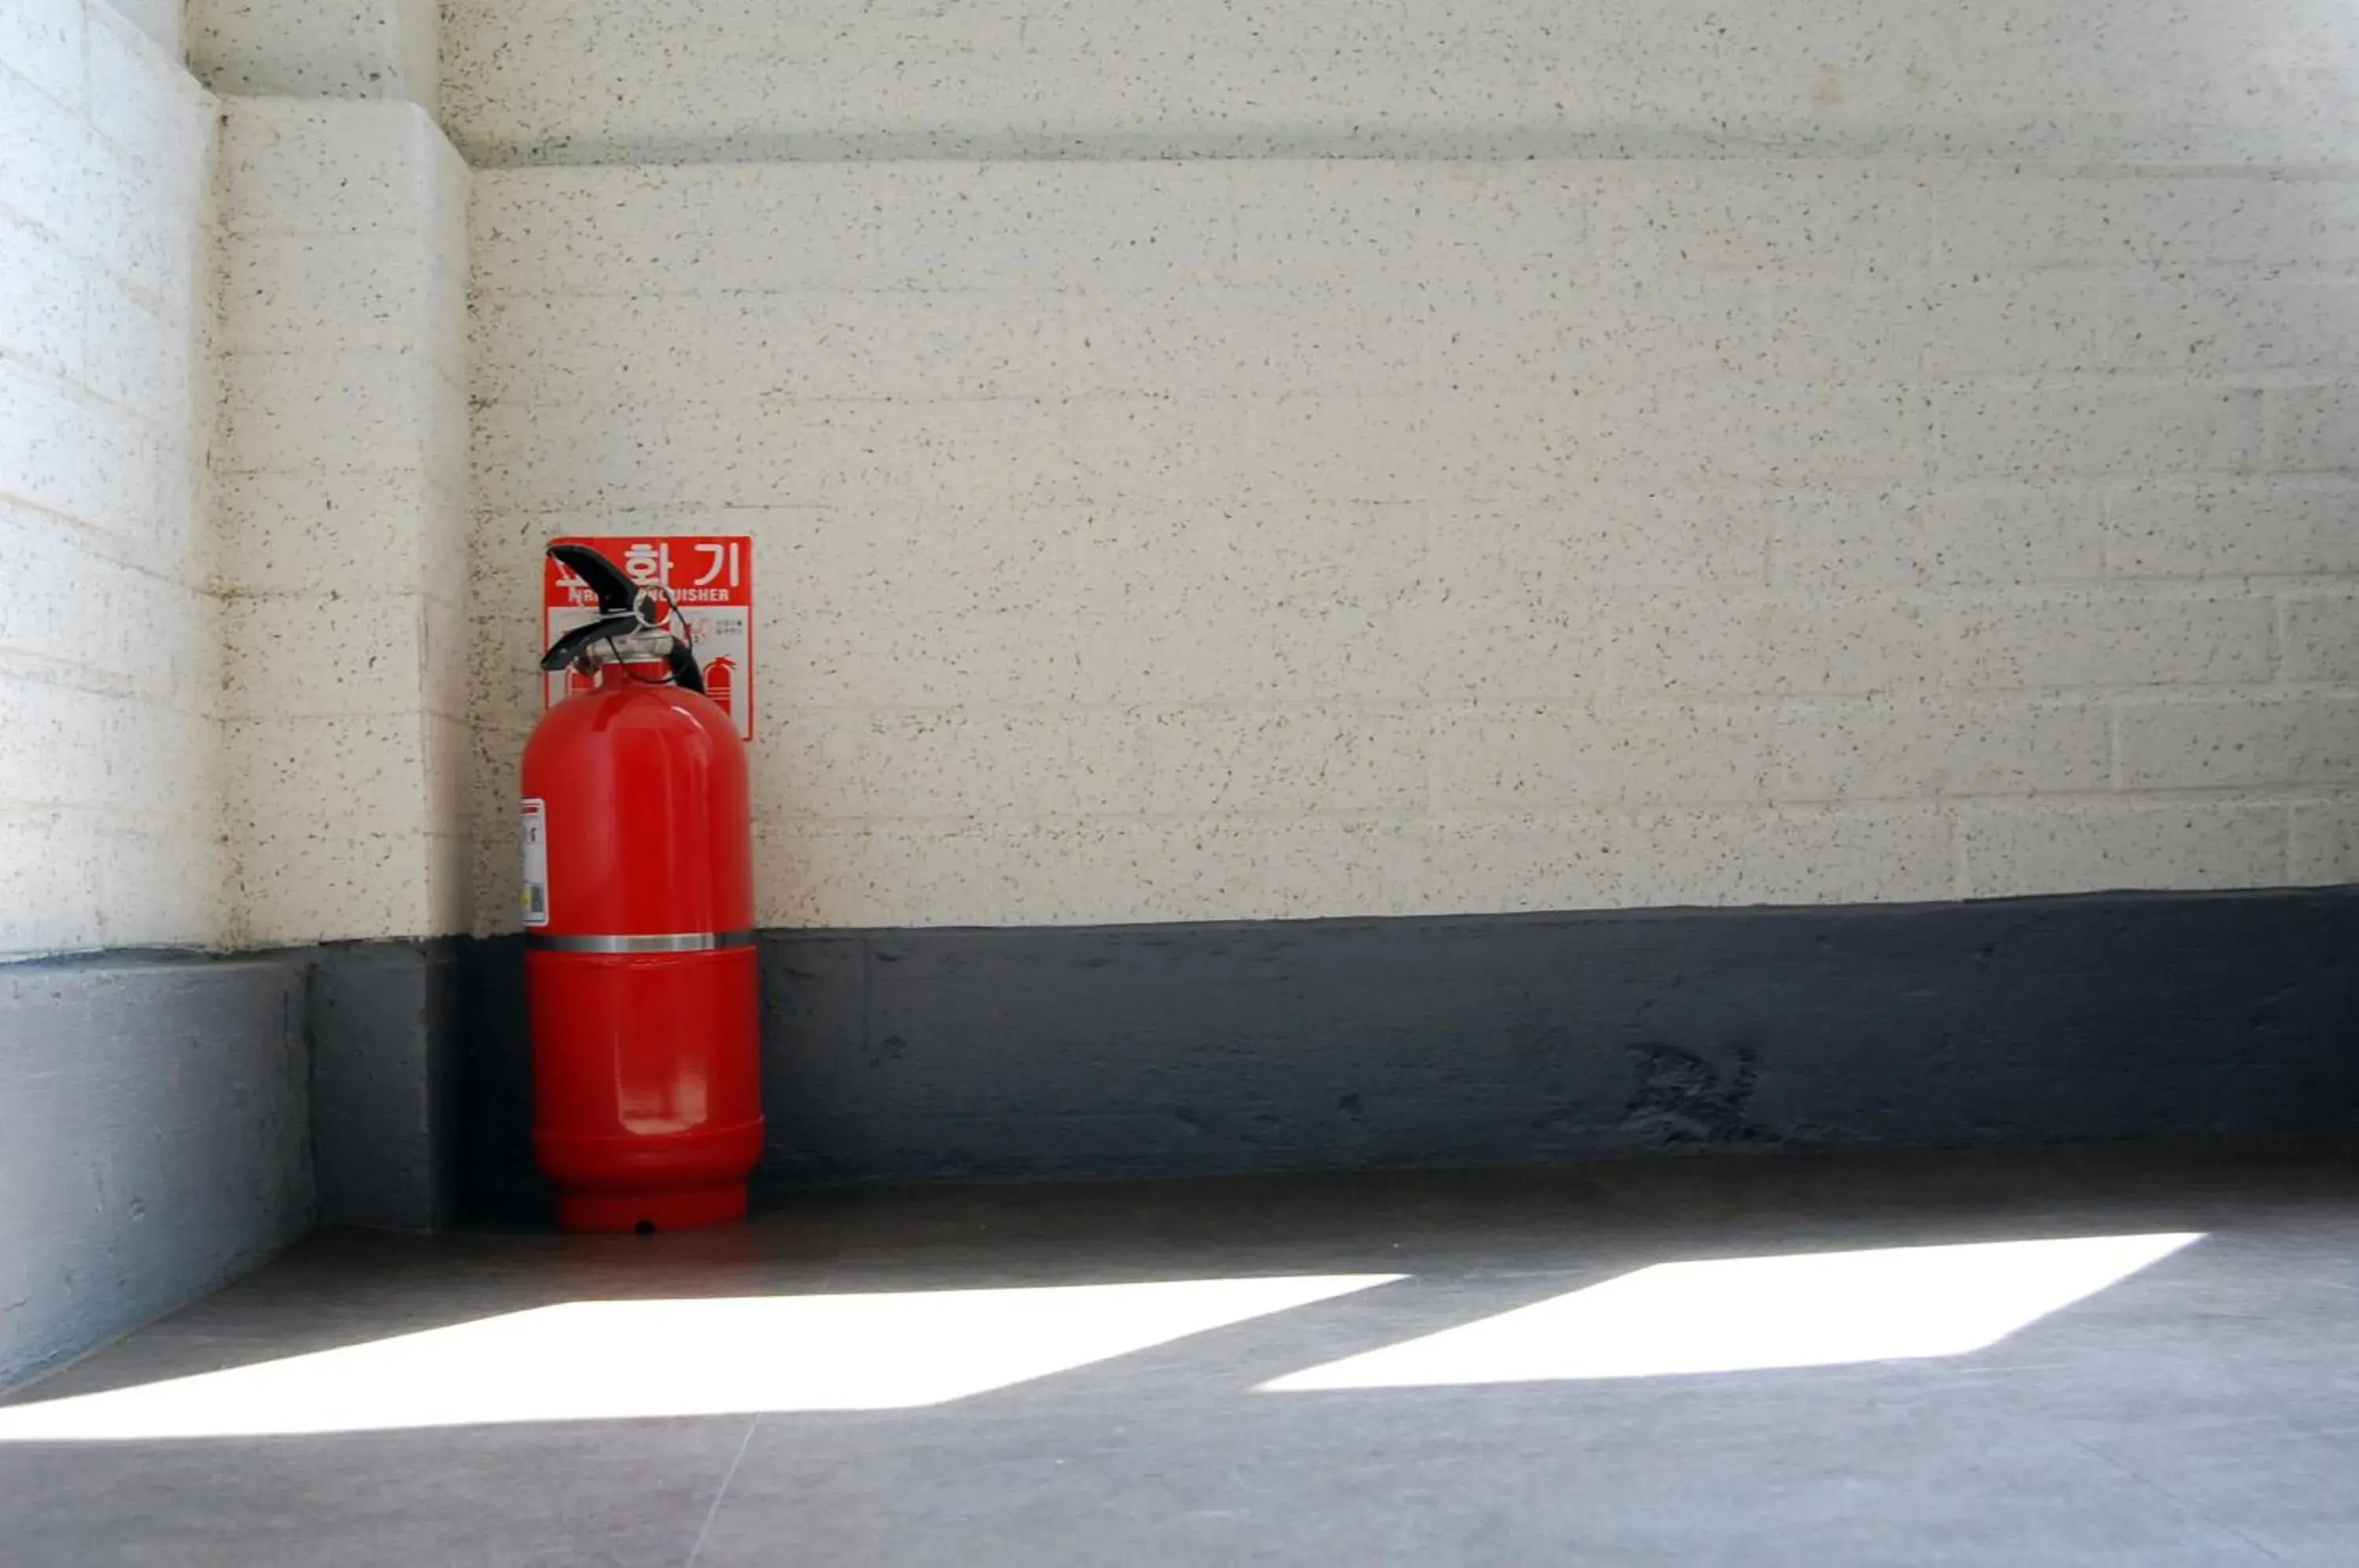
2,1150 -> 2357,1566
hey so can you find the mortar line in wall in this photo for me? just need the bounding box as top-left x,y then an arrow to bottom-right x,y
21,123 -> 219,237
782,784 -> 2342,826
2096,682 -> 2359,703
218,459 -> 457,484
711,682 -> 2354,718
0,43 -> 81,120
221,222 -> 466,254
0,498 -> 207,590
0,654 -> 158,703
0,202 -> 196,318
473,477 -> 2359,513
454,145 -> 2359,175
9,235 -> 195,326
0,793 -> 233,824
218,337 -> 469,384
1914,369 -> 2334,394
0,340 -> 204,441
2259,382 -> 2289,474
86,113 -> 212,187
228,217 -> 473,264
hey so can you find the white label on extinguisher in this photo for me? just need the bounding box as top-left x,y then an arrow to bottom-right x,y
520,798 -> 550,928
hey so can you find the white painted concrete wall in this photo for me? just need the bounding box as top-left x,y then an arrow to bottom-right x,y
468,163 -> 2359,931
443,0 -> 2359,166
215,98 -> 470,945
0,0 -> 223,953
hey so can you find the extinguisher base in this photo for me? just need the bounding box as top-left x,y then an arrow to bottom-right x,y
557,1183 -> 749,1235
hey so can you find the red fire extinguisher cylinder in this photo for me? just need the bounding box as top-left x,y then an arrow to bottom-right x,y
521,545 -> 763,1233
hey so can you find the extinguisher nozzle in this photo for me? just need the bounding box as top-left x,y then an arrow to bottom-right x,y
539,613 -> 645,673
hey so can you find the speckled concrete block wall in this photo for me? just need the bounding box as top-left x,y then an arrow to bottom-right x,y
0,0 -> 223,954
215,98 -> 470,945
442,0 -> 2359,167
466,162 -> 2359,931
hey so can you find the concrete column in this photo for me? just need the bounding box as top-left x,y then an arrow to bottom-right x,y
213,99 -> 470,1228
189,0 -> 436,109
107,0 -> 182,54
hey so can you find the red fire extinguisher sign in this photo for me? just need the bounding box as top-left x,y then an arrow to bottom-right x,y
543,536 -> 754,741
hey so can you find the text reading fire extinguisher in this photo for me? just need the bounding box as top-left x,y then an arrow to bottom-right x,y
521,543 -> 762,1233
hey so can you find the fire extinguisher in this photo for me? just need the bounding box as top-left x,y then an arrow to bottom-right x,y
521,542 -> 763,1232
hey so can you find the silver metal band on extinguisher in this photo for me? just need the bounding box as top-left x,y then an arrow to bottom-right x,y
526,930 -> 756,953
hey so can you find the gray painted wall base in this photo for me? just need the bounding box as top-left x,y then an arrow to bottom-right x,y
4,886 -> 2348,1336
0,940 -> 468,1391
0,955 -> 314,1390
455,888 -> 2359,1223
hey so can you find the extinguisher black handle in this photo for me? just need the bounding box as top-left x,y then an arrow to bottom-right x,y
550,543 -> 639,613
543,541 -> 708,696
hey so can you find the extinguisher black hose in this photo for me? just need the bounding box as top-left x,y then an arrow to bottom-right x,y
665,642 -> 708,695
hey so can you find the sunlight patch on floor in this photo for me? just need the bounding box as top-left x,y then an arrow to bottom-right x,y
0,1274 -> 1402,1441
1264,1234 -> 2202,1390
